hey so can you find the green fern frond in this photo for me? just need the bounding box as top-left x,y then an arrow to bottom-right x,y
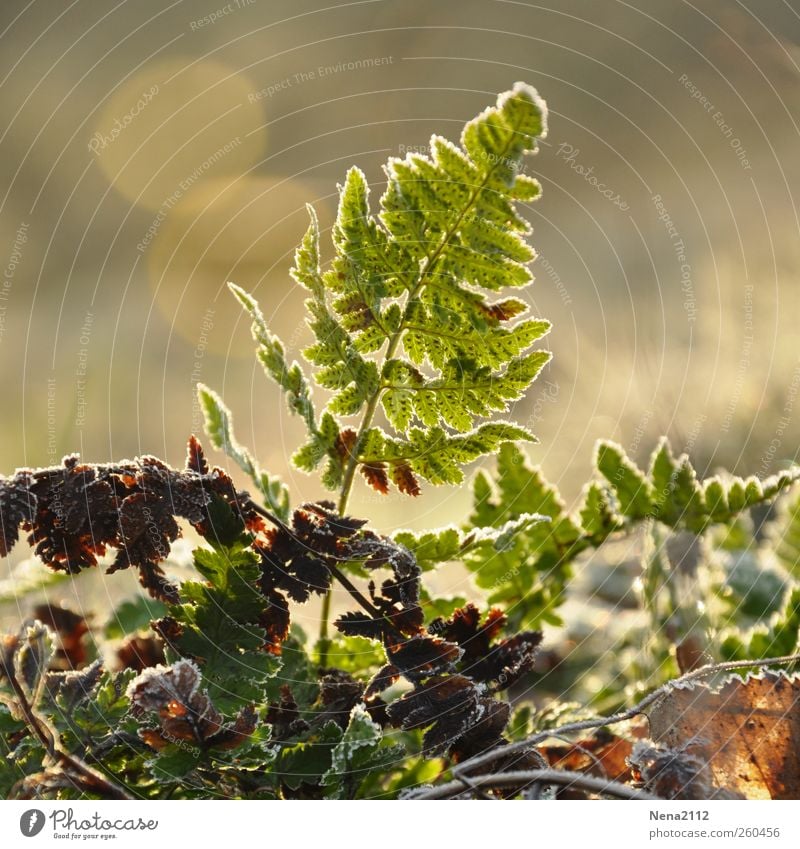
359,421 -> 535,487
720,586 -> 800,663
197,384 -> 290,520
222,83 -> 550,497
228,282 -> 318,436
597,438 -> 800,533
169,540 -> 280,710
466,443 -> 581,629
768,488 -> 800,579
464,439 -> 800,630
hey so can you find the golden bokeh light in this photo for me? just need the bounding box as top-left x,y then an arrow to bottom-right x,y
146,174 -> 330,357
90,59 -> 267,211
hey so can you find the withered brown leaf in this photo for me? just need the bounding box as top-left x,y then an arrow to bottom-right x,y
387,673 -> 506,757
386,635 -> 462,681
542,728 -> 633,783
477,298 -> 528,323
116,634 -> 166,672
0,438 -> 261,603
0,469 -> 33,557
646,670 -> 800,799
390,461 -> 421,497
628,741 -> 743,800
433,603 -> 542,690
267,684 -> 309,739
334,611 -> 385,641
360,462 -> 390,495
32,604 -> 89,670
365,663 -> 400,700
127,659 -> 256,751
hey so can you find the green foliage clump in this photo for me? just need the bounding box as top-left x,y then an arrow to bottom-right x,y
0,84 -> 798,802
201,81 -> 550,501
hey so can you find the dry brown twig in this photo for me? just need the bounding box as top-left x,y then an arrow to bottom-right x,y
408,652 -> 800,800
0,650 -> 133,800
409,768 -> 659,801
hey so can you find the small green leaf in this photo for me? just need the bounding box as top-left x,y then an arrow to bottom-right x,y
105,596 -> 167,640
322,705 -> 383,798
721,586 -> 800,664
770,488 -> 800,580
370,422 -> 535,487
579,481 -> 620,536
596,440 -> 653,519
197,383 -> 290,520
148,746 -> 202,783
465,444 -> 579,630
314,636 -> 385,675
170,543 -> 281,710
392,526 -> 464,571
275,720 -> 343,790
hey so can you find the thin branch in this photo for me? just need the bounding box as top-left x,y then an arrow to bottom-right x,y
248,501 -> 404,639
326,563 -> 383,620
1,656 -> 132,800
452,652 -> 800,781
249,502 -> 382,617
407,769 -> 659,800
247,500 -> 292,536
1,657 -> 56,754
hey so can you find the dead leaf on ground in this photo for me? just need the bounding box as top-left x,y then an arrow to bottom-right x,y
628,741 -> 743,799
541,729 -> 633,782
646,670 -> 800,799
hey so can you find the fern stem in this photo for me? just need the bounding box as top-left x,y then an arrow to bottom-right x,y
317,591 -> 332,666
320,124 -> 528,658
249,501 -> 401,668
335,356 -> 396,515
0,652 -> 133,800
318,376 -> 392,666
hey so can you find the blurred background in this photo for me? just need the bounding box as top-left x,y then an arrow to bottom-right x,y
1,0 -> 799,630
